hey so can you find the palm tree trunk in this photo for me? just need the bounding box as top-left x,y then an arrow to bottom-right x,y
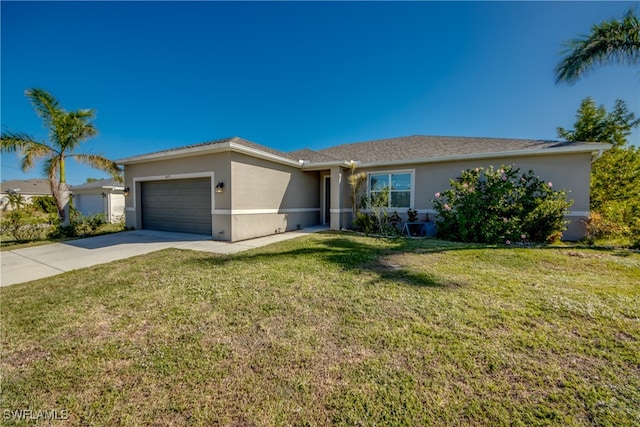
59,182 -> 70,226
49,176 -> 71,225
57,156 -> 70,225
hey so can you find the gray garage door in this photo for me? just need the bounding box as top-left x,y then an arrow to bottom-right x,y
141,178 -> 212,235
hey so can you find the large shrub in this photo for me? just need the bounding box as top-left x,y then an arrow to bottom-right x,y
53,209 -> 107,238
31,195 -> 59,214
432,165 -> 572,244
588,146 -> 640,246
1,209 -> 58,243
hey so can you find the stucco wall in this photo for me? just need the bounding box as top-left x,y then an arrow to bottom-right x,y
229,153 -> 320,241
347,152 -> 593,240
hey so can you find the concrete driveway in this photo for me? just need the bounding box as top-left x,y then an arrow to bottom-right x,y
1,226 -> 328,287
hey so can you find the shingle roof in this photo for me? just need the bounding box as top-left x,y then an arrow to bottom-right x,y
230,137 -> 298,161
0,179 -> 52,195
118,136 -> 297,164
287,148 -> 339,163
310,135 -> 588,164
71,178 -> 123,190
119,134 -> 606,168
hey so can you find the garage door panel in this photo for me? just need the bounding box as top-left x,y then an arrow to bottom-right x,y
141,178 -> 212,235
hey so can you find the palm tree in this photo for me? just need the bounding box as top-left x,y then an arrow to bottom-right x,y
1,88 -> 122,223
555,8 -> 640,84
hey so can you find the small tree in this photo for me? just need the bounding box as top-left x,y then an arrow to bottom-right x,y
557,98 -> 640,146
558,97 -> 640,245
5,192 -> 26,211
432,165 -> 572,244
348,162 -> 367,218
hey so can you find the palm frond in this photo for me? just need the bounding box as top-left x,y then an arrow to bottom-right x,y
53,110 -> 98,152
1,130 -> 40,153
21,144 -> 56,172
25,88 -> 62,129
555,8 -> 640,84
71,153 -> 123,182
1,131 -> 56,171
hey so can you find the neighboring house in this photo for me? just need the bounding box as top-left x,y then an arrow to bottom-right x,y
0,179 -> 52,211
71,179 -> 125,223
117,135 -> 610,242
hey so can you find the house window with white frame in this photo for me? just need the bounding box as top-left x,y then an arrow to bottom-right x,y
368,172 -> 412,208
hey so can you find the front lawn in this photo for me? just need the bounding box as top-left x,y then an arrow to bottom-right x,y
1,233 -> 639,425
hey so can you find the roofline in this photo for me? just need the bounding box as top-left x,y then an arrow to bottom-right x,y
71,185 -> 125,191
228,142 -> 301,167
116,140 -> 301,168
353,144 -> 612,168
116,139 -> 611,170
300,160 -> 352,170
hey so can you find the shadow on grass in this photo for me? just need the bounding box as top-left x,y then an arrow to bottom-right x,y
183,232 -> 497,289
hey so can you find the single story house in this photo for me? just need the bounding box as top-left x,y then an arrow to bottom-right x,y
117,135 -> 610,242
0,179 -> 52,211
71,179 -> 126,223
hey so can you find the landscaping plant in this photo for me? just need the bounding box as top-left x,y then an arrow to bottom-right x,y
432,165 -> 572,244
353,188 -> 403,236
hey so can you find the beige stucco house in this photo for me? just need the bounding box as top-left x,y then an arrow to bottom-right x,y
117,135 -> 610,242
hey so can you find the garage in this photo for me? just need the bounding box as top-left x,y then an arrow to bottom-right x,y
141,178 -> 212,235
75,194 -> 104,217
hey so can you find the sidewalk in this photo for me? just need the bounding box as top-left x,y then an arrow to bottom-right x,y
1,226 -> 329,287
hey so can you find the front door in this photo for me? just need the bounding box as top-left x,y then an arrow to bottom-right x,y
324,176 -> 331,225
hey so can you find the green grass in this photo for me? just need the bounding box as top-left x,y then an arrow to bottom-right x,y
1,233 -> 639,426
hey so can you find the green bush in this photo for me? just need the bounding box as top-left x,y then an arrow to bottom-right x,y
54,210 -> 107,238
432,165 -> 572,244
353,188 -> 403,237
353,212 -> 376,236
1,209 -> 58,243
31,195 -> 58,214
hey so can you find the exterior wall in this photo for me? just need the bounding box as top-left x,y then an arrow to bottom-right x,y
322,167 -> 352,230
229,153 -> 320,241
353,152 -> 593,240
123,152 -> 231,236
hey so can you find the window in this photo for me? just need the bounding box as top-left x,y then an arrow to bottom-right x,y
368,172 -> 412,208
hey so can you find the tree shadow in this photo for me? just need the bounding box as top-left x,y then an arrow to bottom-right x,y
182,233 -> 499,289
184,231 -> 638,289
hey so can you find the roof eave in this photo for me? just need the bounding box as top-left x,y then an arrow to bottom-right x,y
71,185 -> 125,191
355,144 -> 612,168
116,141 -> 301,168
116,141 -> 233,165
300,160 -> 352,171
228,142 -> 302,168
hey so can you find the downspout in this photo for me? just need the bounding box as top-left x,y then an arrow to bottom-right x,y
591,148 -> 605,163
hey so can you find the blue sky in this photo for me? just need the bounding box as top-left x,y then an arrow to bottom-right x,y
2,1 -> 639,185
